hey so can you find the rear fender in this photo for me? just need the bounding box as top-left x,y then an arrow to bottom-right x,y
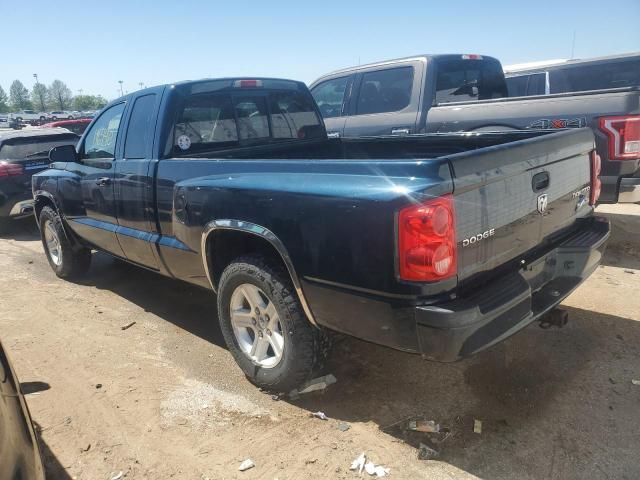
201,219 -> 319,327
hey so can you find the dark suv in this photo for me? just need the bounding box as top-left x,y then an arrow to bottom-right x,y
0,129 -> 79,232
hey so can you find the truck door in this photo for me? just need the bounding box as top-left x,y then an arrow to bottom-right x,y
114,90 -> 163,269
342,62 -> 421,137
65,102 -> 126,256
310,75 -> 354,138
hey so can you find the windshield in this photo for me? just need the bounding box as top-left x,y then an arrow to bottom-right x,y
0,136 -> 79,160
434,57 -> 508,104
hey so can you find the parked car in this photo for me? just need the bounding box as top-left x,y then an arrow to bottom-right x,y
0,129 -> 79,232
40,118 -> 92,135
33,77 -> 609,392
310,54 -> 640,204
504,52 -> 640,97
0,340 -> 46,480
7,110 -> 48,125
47,111 -> 75,120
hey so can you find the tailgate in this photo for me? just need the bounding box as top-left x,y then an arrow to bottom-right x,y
450,128 -> 595,283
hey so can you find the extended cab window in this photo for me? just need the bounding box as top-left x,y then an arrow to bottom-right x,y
356,67 -> 413,115
124,94 -> 157,159
311,77 -> 349,118
82,103 -> 125,160
435,58 -> 507,104
172,89 -> 323,156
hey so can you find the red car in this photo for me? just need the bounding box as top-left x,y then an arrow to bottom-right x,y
40,118 -> 92,135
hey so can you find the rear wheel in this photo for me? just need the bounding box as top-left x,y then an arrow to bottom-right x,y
217,255 -> 329,392
39,206 -> 91,278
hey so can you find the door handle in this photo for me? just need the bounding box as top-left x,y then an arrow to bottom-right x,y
391,128 -> 410,135
327,131 -> 341,139
532,171 -> 550,192
96,177 -> 111,187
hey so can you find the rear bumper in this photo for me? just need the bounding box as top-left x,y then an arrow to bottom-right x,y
617,176 -> 640,203
601,173 -> 640,203
306,216 -> 610,361
0,179 -> 33,219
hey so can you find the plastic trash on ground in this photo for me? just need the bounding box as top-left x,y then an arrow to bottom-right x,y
238,459 -> 255,471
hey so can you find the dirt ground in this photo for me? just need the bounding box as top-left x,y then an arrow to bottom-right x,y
1,204 -> 638,480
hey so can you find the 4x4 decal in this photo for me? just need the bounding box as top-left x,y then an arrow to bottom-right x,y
528,117 -> 587,129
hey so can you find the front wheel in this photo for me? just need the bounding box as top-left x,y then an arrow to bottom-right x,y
217,255 -> 329,392
39,206 -> 92,278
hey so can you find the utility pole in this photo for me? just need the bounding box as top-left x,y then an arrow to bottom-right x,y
138,82 -> 144,90
118,80 -> 124,96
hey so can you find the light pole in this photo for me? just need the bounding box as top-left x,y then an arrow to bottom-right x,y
32,73 -> 46,113
118,80 -> 124,96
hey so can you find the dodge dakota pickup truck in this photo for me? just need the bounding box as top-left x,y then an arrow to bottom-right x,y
310,54 -> 640,204
33,77 -> 609,392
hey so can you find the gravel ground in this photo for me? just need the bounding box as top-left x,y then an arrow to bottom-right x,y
0,204 -> 638,480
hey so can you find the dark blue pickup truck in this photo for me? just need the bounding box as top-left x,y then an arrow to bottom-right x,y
33,77 -> 609,391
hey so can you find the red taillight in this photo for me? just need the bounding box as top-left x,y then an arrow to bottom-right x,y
233,79 -> 263,88
590,151 -> 602,206
462,54 -> 483,60
398,195 -> 457,282
599,115 -> 640,160
0,161 -> 24,177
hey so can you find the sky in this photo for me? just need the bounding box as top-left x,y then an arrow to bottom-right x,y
2,0 -> 639,101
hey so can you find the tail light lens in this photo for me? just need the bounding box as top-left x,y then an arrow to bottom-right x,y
590,151 -> 602,206
0,161 -> 24,177
599,115 -> 640,160
398,195 -> 457,281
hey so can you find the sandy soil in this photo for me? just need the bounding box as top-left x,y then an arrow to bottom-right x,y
0,204 -> 638,480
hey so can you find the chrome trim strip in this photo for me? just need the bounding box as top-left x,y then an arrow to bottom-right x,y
201,219 -> 319,327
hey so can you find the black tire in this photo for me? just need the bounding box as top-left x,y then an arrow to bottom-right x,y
0,218 -> 9,235
217,255 -> 329,392
16,117 -> 22,123
39,206 -> 91,279
39,116 -> 46,122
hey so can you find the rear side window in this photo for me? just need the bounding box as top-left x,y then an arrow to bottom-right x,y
549,59 -> 640,93
124,94 -> 157,159
356,67 -> 413,115
172,90 -> 323,156
435,58 -> 507,104
311,77 -> 349,118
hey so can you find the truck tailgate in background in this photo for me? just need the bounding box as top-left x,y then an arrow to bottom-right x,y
449,128 -> 596,284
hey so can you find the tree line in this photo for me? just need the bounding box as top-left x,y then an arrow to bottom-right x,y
0,79 -> 108,114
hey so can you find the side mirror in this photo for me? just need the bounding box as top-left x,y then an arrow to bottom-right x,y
49,144 -> 78,163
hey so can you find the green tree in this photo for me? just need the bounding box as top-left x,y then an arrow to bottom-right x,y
0,85 -> 9,113
31,83 -> 48,111
9,80 -> 31,110
47,80 -> 73,110
72,94 -> 107,111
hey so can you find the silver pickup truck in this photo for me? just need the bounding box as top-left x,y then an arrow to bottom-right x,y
310,54 -> 640,204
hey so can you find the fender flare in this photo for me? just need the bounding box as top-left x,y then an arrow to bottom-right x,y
201,219 -> 319,327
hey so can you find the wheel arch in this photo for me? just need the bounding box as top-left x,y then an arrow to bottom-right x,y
34,192 -> 59,222
201,220 -> 318,327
